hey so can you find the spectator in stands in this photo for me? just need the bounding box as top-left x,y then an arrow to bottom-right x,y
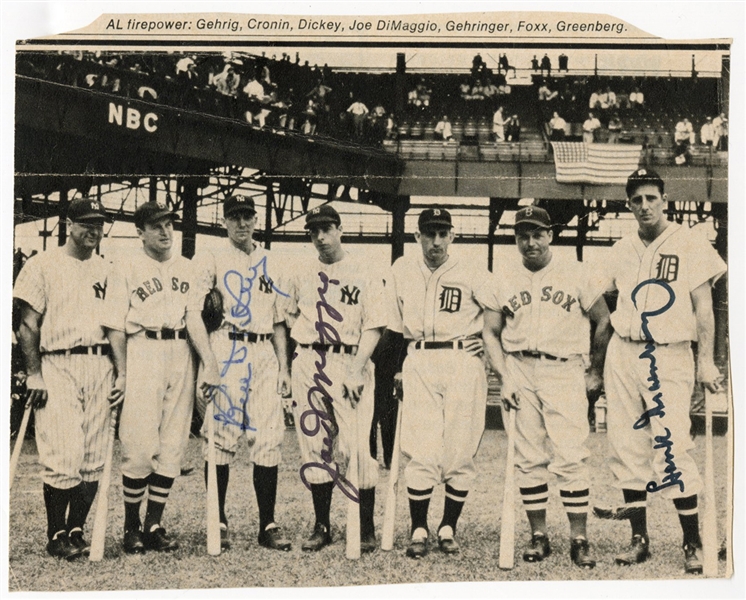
482,78 -> 499,104
506,114 -> 521,142
674,117 -> 694,165
459,79 -> 473,101
538,80 -> 558,120
176,60 -> 201,109
629,86 -> 644,110
300,100 -> 317,135
244,74 -> 270,126
369,104 -> 388,144
540,54 -> 552,77
493,106 -> 508,142
607,113 -> 623,144
385,113 -> 398,140
175,56 -> 196,75
549,111 -> 567,141
700,116 -> 715,146
499,54 -> 517,77
531,55 -> 540,72
558,53 -> 569,72
601,86 -> 617,111
472,54 -> 485,79
713,113 -> 728,150
538,81 -> 558,102
347,97 -> 369,140
213,63 -> 240,97
582,112 -> 601,143
307,78 -> 333,131
589,88 -> 603,111
434,115 -> 453,142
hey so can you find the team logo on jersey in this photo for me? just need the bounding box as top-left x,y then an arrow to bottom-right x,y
439,286 -> 462,313
655,254 -> 679,283
258,275 -> 274,294
92,281 -> 107,299
340,285 -> 360,306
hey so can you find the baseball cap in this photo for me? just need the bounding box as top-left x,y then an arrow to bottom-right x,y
134,201 -> 179,230
305,204 -> 341,229
418,208 -> 453,230
514,206 -> 551,230
625,168 -> 664,198
67,198 -> 112,223
224,194 -> 256,218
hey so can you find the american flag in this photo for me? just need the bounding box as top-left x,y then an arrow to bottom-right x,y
550,142 -> 643,184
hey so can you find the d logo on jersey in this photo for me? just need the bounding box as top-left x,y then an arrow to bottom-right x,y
340,285 -> 360,306
439,286 -> 462,313
258,275 -> 274,294
93,281 -> 107,299
655,254 -> 679,283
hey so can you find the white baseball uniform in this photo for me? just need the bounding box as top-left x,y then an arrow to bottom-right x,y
188,242 -> 287,467
102,249 -> 195,480
480,256 -> 605,514
602,223 -> 726,500
13,248 -> 113,488
388,254 -> 489,492
285,252 -> 385,490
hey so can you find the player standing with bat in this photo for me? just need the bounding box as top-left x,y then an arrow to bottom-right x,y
592,169 -> 726,574
284,205 -> 385,555
13,198 -> 116,560
482,206 -> 612,569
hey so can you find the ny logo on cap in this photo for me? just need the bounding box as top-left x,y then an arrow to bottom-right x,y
311,208 -> 320,214
637,169 -> 647,176
156,201 -> 166,209
525,207 -> 533,216
90,201 -> 101,210
433,209 -> 441,216
235,195 -> 246,203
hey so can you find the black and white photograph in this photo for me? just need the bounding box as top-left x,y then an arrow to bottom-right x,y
3,3 -> 743,598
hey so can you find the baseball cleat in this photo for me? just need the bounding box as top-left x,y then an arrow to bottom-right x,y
68,528 -> 91,556
46,531 -> 84,560
258,525 -> 292,551
360,531 -> 377,554
615,534 -> 650,565
220,522 -> 231,551
593,505 -> 645,521
570,537 -> 596,569
406,527 -> 429,559
143,525 -> 179,552
437,526 -> 460,555
523,533 -> 551,562
301,523 -> 332,552
122,528 -> 146,554
683,543 -> 704,575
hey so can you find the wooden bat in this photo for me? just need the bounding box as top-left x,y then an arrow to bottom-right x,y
9,400 -> 32,489
381,395 -> 403,551
89,407 -> 118,562
702,388 -> 720,576
498,408 -> 516,570
346,403 -> 361,560
206,398 -> 221,556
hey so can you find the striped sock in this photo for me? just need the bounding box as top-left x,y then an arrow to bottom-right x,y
622,488 -> 648,537
407,487 -> 433,534
673,495 -> 701,547
520,483 -> 549,511
439,485 -> 468,533
560,488 -> 590,515
144,473 -> 174,532
122,476 -> 148,532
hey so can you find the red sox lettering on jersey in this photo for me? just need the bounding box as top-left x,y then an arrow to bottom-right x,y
501,285 -> 579,318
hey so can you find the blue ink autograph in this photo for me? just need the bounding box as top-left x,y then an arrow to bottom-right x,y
223,255 -> 289,328
631,278 -> 684,493
298,271 -> 360,503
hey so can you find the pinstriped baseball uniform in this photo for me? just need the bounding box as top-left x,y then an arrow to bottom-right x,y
13,248 -> 113,488
102,249 -> 195,479
387,254 -> 489,493
479,256 -> 605,513
285,253 -> 386,489
188,242 -> 287,466
602,223 -> 726,500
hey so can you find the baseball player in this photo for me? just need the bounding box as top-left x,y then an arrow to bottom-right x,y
13,198 -> 116,559
185,194 -> 292,552
285,204 -> 385,553
387,208 -> 489,558
103,201 -> 207,554
481,206 -> 612,568
594,168 -> 726,574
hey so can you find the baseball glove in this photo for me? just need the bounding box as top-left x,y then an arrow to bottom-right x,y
202,287 -> 224,334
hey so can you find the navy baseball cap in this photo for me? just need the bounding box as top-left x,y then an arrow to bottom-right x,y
134,201 -> 179,230
305,204 -> 341,229
224,194 -> 256,218
67,198 -> 112,223
514,206 -> 551,230
626,168 -> 664,198
418,208 -> 453,230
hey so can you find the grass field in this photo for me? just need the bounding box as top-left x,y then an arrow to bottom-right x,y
7,425 -> 731,593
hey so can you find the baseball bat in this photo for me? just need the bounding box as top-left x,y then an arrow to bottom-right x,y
346,404 -> 361,560
702,388 -> 720,576
381,396 -> 403,551
89,407 -> 118,562
498,408 -> 516,570
9,400 -> 32,489
206,398 -> 221,556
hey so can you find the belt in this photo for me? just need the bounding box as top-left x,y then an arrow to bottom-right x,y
299,343 -> 358,355
228,331 -> 273,343
412,340 -> 471,350
144,329 -> 187,341
515,350 -> 568,362
45,344 -> 111,357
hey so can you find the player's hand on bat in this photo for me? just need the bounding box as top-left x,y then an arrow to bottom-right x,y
25,372 -> 48,409
393,372 -> 403,400
343,369 -> 366,406
277,368 -> 291,398
585,369 -> 604,399
500,375 -> 520,411
697,358 -> 724,393
108,373 -> 126,407
462,337 -> 484,357
199,359 -> 222,400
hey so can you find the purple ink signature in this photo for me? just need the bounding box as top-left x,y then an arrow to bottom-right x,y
631,278 -> 684,494
298,271 -> 360,503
